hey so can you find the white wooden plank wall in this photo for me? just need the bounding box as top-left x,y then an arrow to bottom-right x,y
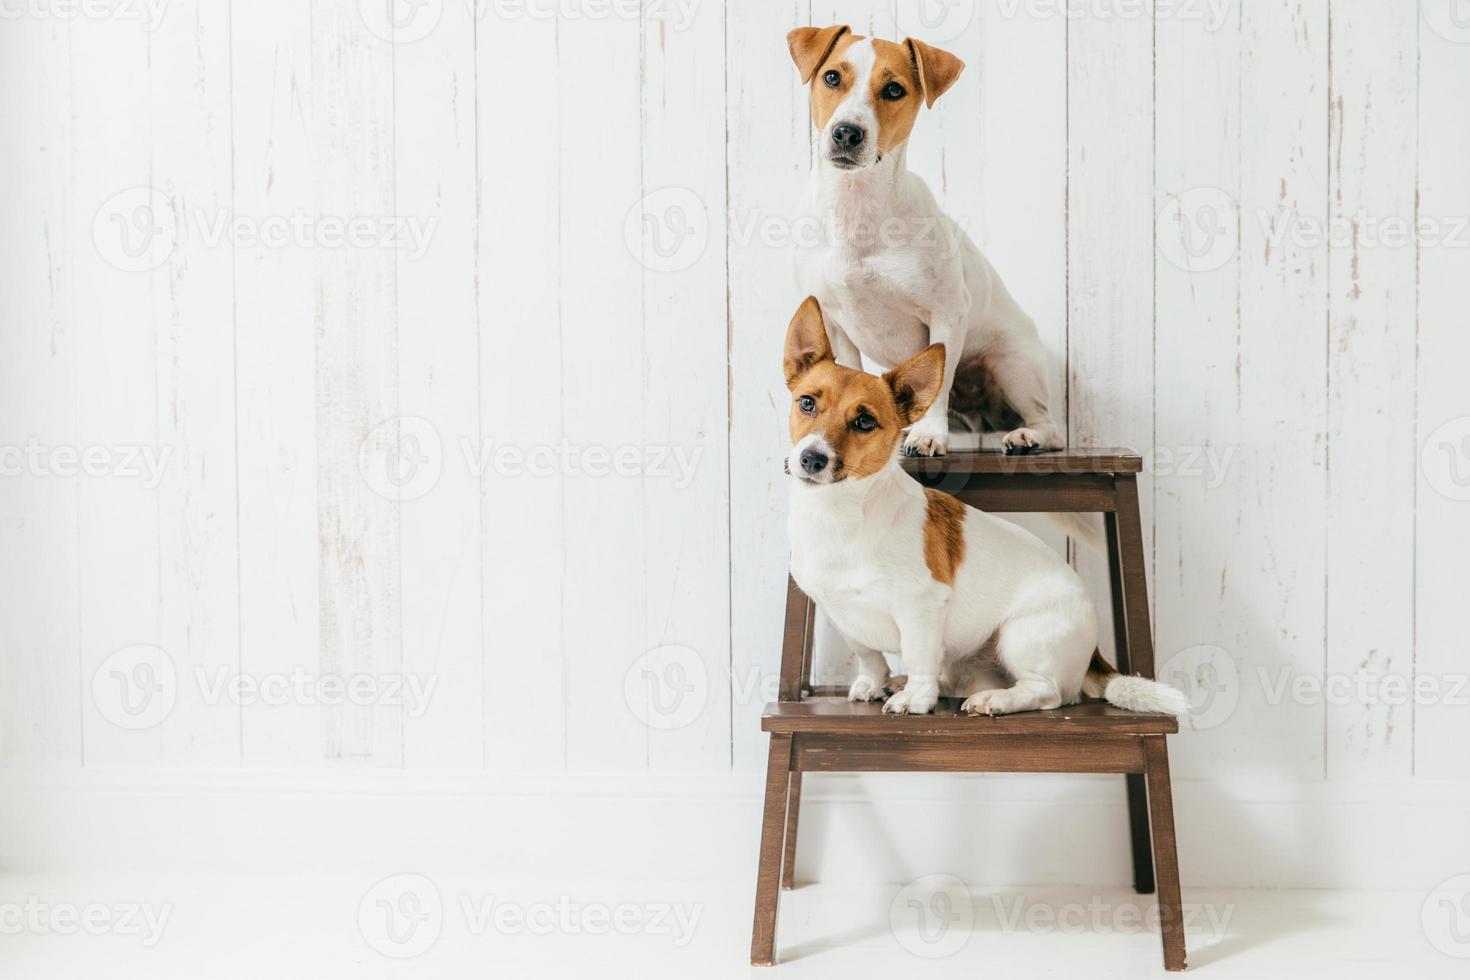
0,1 -> 1466,790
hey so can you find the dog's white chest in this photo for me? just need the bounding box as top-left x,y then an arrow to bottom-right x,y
795,202 -> 945,368
786,483 -> 928,652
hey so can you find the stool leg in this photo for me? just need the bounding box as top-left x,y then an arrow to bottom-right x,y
1112,474 -> 1156,677
781,770 -> 802,890
751,734 -> 793,965
1125,773 -> 1155,893
1107,511 -> 1155,893
1143,736 -> 1187,971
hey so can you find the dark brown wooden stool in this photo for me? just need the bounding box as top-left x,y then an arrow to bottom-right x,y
750,448 -> 1186,971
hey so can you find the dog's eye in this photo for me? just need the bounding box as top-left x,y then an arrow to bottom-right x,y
798,395 -> 817,414
852,413 -> 877,432
881,81 -> 906,100
822,70 -> 842,88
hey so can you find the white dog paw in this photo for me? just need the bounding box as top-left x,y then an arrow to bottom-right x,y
882,686 -> 938,715
901,417 -> 949,457
848,675 -> 889,702
961,689 -> 1010,716
1001,427 -> 1043,455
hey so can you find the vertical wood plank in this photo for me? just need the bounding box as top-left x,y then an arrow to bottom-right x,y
1324,0 -> 1417,779
1232,0 -> 1329,777
477,7 -> 565,770
0,18 -> 82,766
727,0 -> 810,771
1067,4 -> 1154,670
149,0 -> 241,766
638,1 -> 731,767
231,0 -> 323,765
311,4 -> 402,765
558,8 -> 647,769
72,18 -> 162,767
967,1 -> 1069,561
1414,4 -> 1470,780
395,0 -> 483,770
1153,0 -> 1242,780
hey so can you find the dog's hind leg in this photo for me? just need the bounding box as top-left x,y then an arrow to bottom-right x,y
961,673 -> 1062,716
982,344 -> 1065,453
962,606 -> 1091,715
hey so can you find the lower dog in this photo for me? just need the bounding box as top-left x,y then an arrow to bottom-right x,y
782,296 -> 1187,716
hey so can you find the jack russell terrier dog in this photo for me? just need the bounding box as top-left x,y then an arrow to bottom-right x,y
783,297 -> 1187,717
789,24 -> 1064,457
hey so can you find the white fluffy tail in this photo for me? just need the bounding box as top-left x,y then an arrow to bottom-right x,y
1081,651 -> 1190,716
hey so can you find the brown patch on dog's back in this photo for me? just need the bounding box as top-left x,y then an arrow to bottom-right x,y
922,488 -> 967,585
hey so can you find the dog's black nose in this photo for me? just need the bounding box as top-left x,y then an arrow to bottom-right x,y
799,448 -> 829,475
831,123 -> 865,150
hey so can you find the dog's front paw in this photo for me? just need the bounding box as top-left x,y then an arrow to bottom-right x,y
1001,427 -> 1042,455
961,688 -> 1018,716
1002,426 -> 1062,455
882,676 -> 939,715
901,417 -> 949,457
847,675 -> 889,702
961,689 -> 1000,715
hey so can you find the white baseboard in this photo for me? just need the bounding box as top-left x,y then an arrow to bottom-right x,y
2,768 -> 1466,890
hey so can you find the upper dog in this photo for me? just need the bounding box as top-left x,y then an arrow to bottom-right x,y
788,24 -> 1065,457
782,296 -> 1186,717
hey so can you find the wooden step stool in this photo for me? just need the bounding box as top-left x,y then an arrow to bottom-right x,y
749,448 -> 1186,971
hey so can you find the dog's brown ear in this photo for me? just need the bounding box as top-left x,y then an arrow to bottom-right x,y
885,344 -> 946,424
784,297 -> 835,386
905,38 -> 965,108
788,25 -> 850,84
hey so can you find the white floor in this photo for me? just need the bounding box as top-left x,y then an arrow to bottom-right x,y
0,873 -> 1463,978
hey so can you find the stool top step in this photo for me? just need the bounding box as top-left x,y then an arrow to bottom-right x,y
762,697 -> 1178,735
900,448 -> 1142,476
